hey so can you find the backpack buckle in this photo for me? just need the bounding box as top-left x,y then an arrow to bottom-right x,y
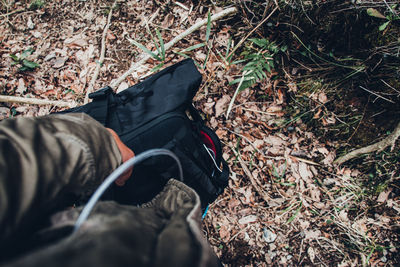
89,86 -> 113,100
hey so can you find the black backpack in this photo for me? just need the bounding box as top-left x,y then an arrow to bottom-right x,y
60,59 -> 229,207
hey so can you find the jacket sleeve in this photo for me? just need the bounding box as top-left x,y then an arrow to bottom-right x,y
0,113 -> 122,242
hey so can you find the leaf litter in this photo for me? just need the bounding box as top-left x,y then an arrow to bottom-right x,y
0,0 -> 399,266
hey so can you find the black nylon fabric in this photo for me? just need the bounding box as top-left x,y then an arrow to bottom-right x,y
59,59 -> 229,207
61,59 -> 201,134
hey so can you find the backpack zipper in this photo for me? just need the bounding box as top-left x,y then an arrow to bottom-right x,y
120,112 -> 187,143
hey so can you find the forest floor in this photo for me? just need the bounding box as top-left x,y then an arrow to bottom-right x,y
1,0 -> 399,266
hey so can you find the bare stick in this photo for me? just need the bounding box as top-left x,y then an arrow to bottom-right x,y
0,95 -> 77,108
84,1 -> 117,104
228,145 -> 271,203
335,121 -> 400,164
110,6 -> 238,90
226,71 -> 246,119
0,8 -> 25,17
238,158 -> 270,203
359,86 -> 395,104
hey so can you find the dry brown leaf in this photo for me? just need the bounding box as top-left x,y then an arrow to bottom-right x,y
162,13 -> 175,28
318,92 -> 328,103
106,29 -> 116,40
352,218 -> 368,235
321,116 -> 336,126
215,95 -> 230,117
16,78 -> 26,94
265,135 -> 286,147
339,209 -> 349,222
313,107 -> 323,119
277,88 -> 285,104
287,82 -> 297,92
228,198 -> 241,212
253,139 -> 264,149
0,107 -> 10,120
266,105 -> 282,113
309,184 -> 321,202
195,50 -> 206,62
377,188 -> 392,203
304,229 -> 321,240
219,225 -> 230,242
215,129 -> 227,139
298,162 -> 313,181
53,57 -> 68,69
117,82 -> 129,93
65,36 -> 88,48
299,220 -> 310,230
317,147 -> 329,156
238,215 -> 258,224
308,247 -> 315,263
203,101 -> 215,115
323,151 -> 336,166
210,117 -> 218,128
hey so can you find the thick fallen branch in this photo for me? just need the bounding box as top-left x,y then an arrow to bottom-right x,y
109,6 -> 238,90
0,95 -> 77,108
84,1 -> 117,104
335,121 -> 400,164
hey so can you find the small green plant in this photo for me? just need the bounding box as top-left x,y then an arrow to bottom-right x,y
174,11 -> 213,69
10,48 -> 40,71
129,28 -> 165,72
225,38 -> 286,118
29,0 -> 45,10
229,38 -> 286,91
367,5 -> 400,31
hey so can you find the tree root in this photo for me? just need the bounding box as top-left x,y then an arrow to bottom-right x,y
335,121 -> 400,165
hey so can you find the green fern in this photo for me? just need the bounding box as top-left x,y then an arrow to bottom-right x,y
230,38 -> 286,91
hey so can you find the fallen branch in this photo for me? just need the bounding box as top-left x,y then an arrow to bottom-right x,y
84,1 -> 117,104
0,95 -> 77,108
110,6 -> 238,90
335,121 -> 400,164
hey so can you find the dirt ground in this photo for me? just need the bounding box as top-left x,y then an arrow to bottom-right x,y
1,0 -> 399,266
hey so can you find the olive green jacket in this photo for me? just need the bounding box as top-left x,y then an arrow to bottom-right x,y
0,114 -> 219,267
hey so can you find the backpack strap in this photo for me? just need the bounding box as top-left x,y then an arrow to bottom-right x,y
188,104 -> 204,123
213,159 -> 229,194
88,86 -> 114,126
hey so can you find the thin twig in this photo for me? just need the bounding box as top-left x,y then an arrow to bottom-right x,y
381,79 -> 400,94
110,6 -> 238,90
0,8 -> 24,17
228,144 -> 271,203
0,95 -> 77,108
359,86 -> 395,104
84,1 -> 117,104
226,6 -> 278,60
383,0 -> 398,16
